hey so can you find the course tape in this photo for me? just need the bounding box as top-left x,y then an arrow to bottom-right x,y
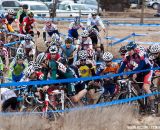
0,91 -> 159,115
1,67 -> 160,88
4,41 -> 21,47
106,35 -> 160,45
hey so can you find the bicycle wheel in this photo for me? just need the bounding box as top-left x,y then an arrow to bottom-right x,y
116,91 -> 140,112
32,104 -> 61,121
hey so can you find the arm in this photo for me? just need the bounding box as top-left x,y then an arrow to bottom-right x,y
118,61 -> 127,73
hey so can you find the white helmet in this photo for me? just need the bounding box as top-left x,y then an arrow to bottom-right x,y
81,30 -> 89,37
36,52 -> 46,64
24,34 -> 32,41
102,52 -> 113,61
78,50 -> 88,60
49,45 -> 58,54
150,44 -> 160,54
25,66 -> 35,77
7,9 -> 15,15
52,33 -> 60,42
17,48 -> 24,55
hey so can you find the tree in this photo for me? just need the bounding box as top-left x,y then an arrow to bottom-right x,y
50,0 -> 58,18
99,0 -> 130,11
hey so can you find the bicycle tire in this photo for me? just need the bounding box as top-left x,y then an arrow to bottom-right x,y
32,104 -> 61,121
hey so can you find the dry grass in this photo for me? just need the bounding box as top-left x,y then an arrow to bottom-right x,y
0,105 -> 154,130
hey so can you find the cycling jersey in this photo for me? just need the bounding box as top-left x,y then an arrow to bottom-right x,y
49,60 -> 66,79
74,60 -> 95,77
101,62 -> 119,74
46,53 -> 61,61
118,47 -> 152,84
16,10 -> 28,24
68,22 -> 84,39
23,17 -> 35,31
69,22 -> 84,30
0,57 -> 3,70
77,37 -> 93,50
61,44 -> 76,58
19,40 -> 36,55
87,15 -> 105,29
43,24 -> 59,36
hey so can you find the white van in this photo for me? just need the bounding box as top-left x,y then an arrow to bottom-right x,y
19,1 -> 50,17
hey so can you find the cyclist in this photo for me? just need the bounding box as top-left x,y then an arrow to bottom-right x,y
118,41 -> 155,113
16,4 -> 29,33
87,12 -> 105,32
68,16 -> 85,40
9,53 -> 27,82
148,44 -> 160,91
74,50 -> 96,78
5,9 -> 17,32
18,34 -> 36,61
23,12 -> 40,37
43,20 -> 59,42
77,30 -> 93,51
97,52 -> 119,95
61,37 -> 76,65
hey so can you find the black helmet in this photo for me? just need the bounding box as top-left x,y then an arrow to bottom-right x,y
126,41 -> 137,51
28,12 -> 34,18
22,4 -> 28,9
91,12 -> 97,16
119,46 -> 127,55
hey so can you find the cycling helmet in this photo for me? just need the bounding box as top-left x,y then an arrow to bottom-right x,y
65,37 -> 73,44
119,46 -> 127,55
126,41 -> 137,51
24,34 -> 32,41
0,41 -> 4,47
149,44 -> 160,54
22,4 -> 28,9
74,16 -> 80,24
102,52 -> 113,61
49,45 -> 58,54
91,12 -> 97,16
36,52 -> 46,64
25,66 -> 35,77
17,48 -> 24,55
7,9 -> 15,15
52,33 -> 60,43
78,50 -> 88,60
81,30 -> 89,37
16,53 -> 24,60
28,12 -> 34,18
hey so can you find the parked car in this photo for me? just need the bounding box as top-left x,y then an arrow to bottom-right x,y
0,0 -> 21,12
146,0 -> 160,9
0,4 -> 6,15
19,1 -> 50,17
56,3 -> 96,17
77,0 -> 101,12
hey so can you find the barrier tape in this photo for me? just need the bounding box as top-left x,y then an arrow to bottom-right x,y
0,91 -> 159,115
1,67 -> 160,88
4,41 -> 21,47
